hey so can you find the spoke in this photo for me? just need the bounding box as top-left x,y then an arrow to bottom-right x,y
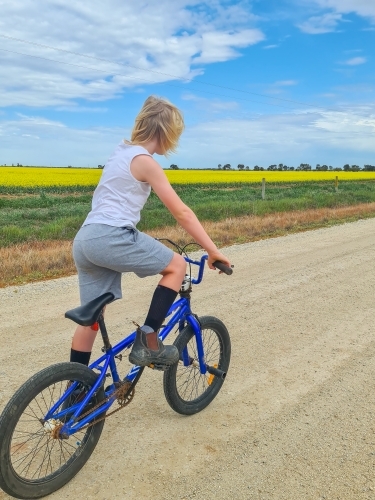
40,385 -> 55,414
60,438 -> 79,456
16,434 -> 48,477
13,428 -> 44,437
23,404 -> 41,421
175,326 -> 222,402
33,394 -> 47,420
12,430 -> 46,466
11,430 -> 45,451
7,374 -> 98,482
58,439 -> 68,465
47,438 -> 58,477
46,384 -> 55,412
33,435 -> 52,479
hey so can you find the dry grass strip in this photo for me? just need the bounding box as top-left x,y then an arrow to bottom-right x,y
2,202 -> 375,287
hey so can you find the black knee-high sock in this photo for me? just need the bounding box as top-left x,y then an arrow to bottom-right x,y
70,349 -> 91,366
144,285 -> 178,332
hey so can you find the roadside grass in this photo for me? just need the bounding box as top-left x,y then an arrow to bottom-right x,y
1,181 -> 375,247
2,202 -> 375,287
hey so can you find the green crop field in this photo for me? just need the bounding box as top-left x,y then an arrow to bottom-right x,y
1,181 -> 375,248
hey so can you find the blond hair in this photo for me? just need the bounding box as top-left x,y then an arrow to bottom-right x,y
127,96 -> 184,155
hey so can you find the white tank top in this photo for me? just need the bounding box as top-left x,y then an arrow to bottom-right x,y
83,142 -> 152,228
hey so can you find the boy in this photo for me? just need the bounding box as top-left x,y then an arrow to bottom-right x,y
71,96 -> 231,368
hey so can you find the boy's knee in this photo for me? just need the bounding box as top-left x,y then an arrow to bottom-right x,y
162,253 -> 186,278
177,254 -> 186,270
177,254 -> 186,275
170,254 -> 186,276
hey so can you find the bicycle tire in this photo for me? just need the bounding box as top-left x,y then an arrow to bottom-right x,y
0,362 -> 105,499
163,316 -> 231,415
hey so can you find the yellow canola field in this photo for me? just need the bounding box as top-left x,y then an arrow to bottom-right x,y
1,167 -> 375,187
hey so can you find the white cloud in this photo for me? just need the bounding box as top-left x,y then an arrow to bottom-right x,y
181,92 -> 239,112
193,29 -> 264,64
0,114 -> 128,166
2,106 -> 374,167
263,80 -> 299,96
274,80 -> 299,86
297,12 -> 343,34
175,105 -> 375,167
311,0 -> 375,21
0,0 -> 265,107
344,56 -> 367,66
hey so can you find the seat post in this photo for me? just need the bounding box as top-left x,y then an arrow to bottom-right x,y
98,312 -> 112,351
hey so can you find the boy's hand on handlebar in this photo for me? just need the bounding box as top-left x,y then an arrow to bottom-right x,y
207,251 -> 231,273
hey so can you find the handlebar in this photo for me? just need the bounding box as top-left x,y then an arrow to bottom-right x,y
184,255 -> 233,285
212,260 -> 233,275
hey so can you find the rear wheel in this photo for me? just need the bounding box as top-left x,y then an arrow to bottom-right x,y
0,362 -> 105,499
163,316 -> 231,415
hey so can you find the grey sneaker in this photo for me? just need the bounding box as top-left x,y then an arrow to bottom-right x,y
129,327 -> 179,368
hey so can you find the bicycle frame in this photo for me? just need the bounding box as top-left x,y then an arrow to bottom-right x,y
45,254 -> 209,435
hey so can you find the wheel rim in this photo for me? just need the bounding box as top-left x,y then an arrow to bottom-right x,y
176,326 -> 223,403
9,380 -> 94,482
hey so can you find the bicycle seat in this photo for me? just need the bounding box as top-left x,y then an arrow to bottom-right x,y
65,292 -> 115,326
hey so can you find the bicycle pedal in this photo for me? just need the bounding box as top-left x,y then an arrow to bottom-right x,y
148,363 -> 169,372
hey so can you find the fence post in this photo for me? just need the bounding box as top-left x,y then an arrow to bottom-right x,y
261,178 -> 266,200
335,176 -> 339,192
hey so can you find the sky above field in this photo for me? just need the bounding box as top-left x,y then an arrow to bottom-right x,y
0,0 -> 374,169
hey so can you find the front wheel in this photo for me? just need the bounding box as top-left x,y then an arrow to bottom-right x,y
0,362 -> 105,499
163,316 -> 231,415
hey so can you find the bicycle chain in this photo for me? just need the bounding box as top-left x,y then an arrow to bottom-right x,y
73,380 -> 135,431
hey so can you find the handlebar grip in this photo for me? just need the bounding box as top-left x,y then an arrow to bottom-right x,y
212,261 -> 233,275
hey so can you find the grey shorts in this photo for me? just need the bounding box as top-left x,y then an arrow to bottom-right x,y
73,224 -> 174,305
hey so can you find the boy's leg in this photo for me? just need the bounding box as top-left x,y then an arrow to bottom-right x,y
70,325 -> 98,365
70,231 -> 121,366
129,253 -> 185,366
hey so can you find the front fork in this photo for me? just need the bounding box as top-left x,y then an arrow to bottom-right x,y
180,314 -> 207,375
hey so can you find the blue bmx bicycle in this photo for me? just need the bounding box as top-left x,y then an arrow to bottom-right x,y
0,245 -> 232,499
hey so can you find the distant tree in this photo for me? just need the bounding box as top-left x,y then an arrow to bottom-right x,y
97,165 -> 104,169
259,167 -> 264,171
218,164 -> 222,170
267,164 -> 277,171
351,165 -> 360,171
223,164 -> 231,170
289,166 -> 295,171
237,164 -> 245,170
343,164 -> 351,171
363,164 -> 375,171
253,165 -> 260,171
169,164 -> 179,170
329,166 -> 333,170
245,166 -> 249,170
333,167 -> 342,171
297,163 -> 311,171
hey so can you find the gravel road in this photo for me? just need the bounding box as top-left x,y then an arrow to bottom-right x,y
1,218 -> 375,500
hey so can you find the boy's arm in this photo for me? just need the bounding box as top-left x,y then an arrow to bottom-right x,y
131,155 -> 231,269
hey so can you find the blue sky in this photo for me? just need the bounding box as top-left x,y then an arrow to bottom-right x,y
0,0 -> 374,169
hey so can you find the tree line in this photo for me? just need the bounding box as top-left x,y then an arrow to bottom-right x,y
218,163 -> 375,172
169,163 -> 375,172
